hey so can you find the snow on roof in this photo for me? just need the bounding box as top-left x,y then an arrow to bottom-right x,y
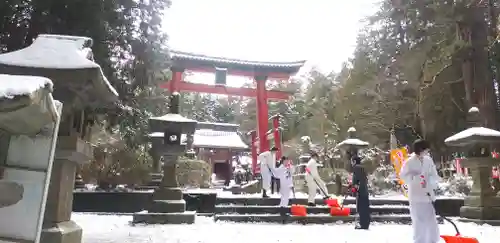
150,113 -> 197,123
148,129 -> 249,149
0,34 -> 118,97
0,34 -> 98,69
336,138 -> 369,148
444,127 -> 500,143
185,129 -> 248,149
0,74 -> 53,99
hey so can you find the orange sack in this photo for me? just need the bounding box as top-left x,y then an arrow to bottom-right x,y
330,207 -> 351,216
290,204 -> 307,216
325,198 -> 339,207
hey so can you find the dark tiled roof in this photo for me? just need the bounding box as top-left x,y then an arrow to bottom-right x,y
171,51 -> 306,69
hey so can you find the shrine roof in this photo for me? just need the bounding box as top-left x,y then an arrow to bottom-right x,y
196,122 -> 239,132
182,129 -> 248,150
171,51 -> 306,74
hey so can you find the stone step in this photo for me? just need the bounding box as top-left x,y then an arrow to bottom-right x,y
216,197 -> 408,206
214,214 -> 444,225
214,205 -> 409,215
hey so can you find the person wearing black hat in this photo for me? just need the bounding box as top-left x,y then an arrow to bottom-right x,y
305,152 -> 329,206
258,146 -> 279,198
350,156 -> 370,230
400,139 -> 441,243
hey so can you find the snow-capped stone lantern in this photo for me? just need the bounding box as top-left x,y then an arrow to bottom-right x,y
444,107 -> 500,223
0,34 -> 118,243
335,127 -> 369,162
133,92 -> 198,224
299,135 -> 312,165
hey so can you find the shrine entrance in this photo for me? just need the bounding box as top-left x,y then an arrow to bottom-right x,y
160,51 -> 305,175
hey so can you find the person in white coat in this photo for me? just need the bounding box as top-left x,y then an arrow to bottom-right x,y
400,139 -> 441,243
305,152 -> 329,206
258,147 -> 278,198
273,156 -> 294,216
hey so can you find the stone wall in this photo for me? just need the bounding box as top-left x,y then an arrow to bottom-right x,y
73,191 -> 216,213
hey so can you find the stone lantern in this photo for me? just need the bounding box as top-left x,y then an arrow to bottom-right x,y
0,34 -> 119,243
133,92 -> 198,224
444,107 -> 500,224
335,127 -> 369,167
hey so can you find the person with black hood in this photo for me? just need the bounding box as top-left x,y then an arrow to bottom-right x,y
350,155 -> 371,230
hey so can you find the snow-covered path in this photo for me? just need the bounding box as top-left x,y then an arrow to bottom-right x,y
74,213 -> 498,243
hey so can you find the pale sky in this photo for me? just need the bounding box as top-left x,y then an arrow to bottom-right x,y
163,0 -> 379,84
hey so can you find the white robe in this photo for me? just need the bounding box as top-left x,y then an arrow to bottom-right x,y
305,158 -> 328,203
400,153 -> 441,243
258,151 -> 276,192
273,164 -> 294,207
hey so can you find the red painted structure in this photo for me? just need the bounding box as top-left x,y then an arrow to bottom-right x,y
160,51 -> 305,175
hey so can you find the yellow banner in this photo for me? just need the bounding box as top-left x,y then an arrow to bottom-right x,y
390,147 -> 409,197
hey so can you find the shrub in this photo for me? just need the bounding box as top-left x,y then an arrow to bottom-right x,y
177,157 -> 211,188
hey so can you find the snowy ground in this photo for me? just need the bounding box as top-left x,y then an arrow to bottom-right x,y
74,213 -> 498,243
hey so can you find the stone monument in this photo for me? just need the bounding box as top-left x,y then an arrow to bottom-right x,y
132,92 -> 198,224
0,34 -> 119,243
444,107 -> 500,225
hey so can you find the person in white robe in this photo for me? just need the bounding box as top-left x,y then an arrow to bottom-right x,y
273,156 -> 294,216
258,147 -> 278,198
305,152 -> 329,206
400,139 -> 441,243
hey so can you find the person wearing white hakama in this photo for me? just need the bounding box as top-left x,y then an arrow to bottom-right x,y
305,152 -> 329,206
273,156 -> 294,216
400,139 -> 441,243
258,147 -> 278,198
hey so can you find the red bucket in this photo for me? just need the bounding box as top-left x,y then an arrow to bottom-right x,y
291,204 -> 307,216
440,235 -> 479,243
325,198 -> 339,207
330,207 -> 351,216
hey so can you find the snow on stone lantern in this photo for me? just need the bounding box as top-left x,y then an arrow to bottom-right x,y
0,34 -> 119,243
444,107 -> 500,223
335,127 -> 369,163
133,92 -> 198,224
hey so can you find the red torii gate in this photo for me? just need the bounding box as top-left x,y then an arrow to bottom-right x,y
159,51 -> 305,174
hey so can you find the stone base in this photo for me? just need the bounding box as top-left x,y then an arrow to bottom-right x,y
460,205 -> 500,220
149,199 -> 186,213
457,217 -> 500,226
132,211 -> 196,224
40,220 -> 82,243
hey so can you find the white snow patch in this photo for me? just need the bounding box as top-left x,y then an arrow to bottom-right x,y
0,74 -> 53,99
72,213 -> 499,243
469,107 -> 479,113
444,127 -> 500,143
336,138 -> 369,148
149,113 -> 196,123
